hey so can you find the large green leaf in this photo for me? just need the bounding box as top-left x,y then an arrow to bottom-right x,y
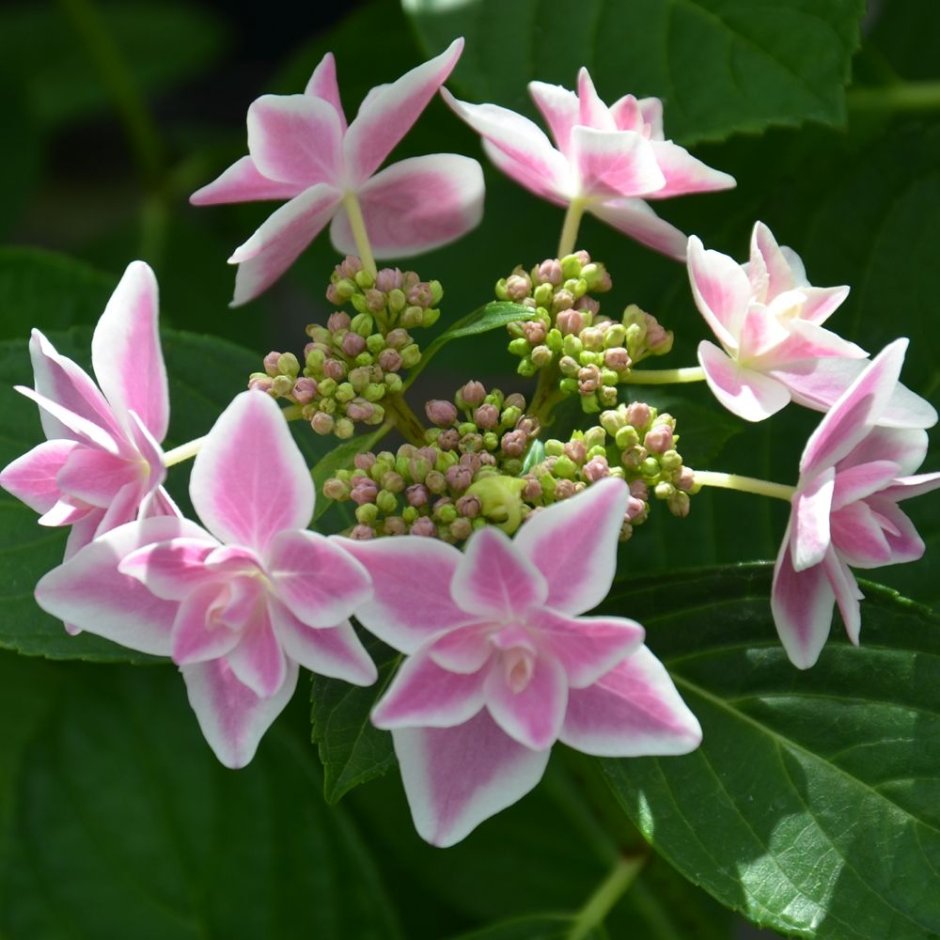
601,564 -> 940,939
0,660 -> 401,939
448,915 -> 605,939
404,0 -> 866,143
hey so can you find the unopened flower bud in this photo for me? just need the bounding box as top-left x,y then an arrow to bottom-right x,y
625,401 -> 652,429
582,456 -> 610,482
426,399 -> 458,427
349,524 -> 374,540
248,374 -> 274,393
292,377 -> 317,404
644,425 -> 674,453
535,258 -> 563,286
375,268 -> 402,292
410,517 -> 437,537
383,516 -> 407,536
473,403 -> 500,430
457,381 -> 486,408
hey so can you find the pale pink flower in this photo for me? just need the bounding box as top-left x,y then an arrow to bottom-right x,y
35,391 -> 376,767
191,39 -> 484,305
690,223 -> 937,426
772,339 -> 940,669
0,261 -> 177,572
442,68 -> 734,258
343,477 -> 701,847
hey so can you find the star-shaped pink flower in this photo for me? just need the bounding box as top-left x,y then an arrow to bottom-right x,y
0,261 -> 177,571
35,390 -> 376,767
343,477 -> 701,847
443,67 -> 734,258
191,39 -> 485,305
690,223 -> 937,426
772,339 -> 940,669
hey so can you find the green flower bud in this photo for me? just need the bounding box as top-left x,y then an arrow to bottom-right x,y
350,294 -> 369,315
560,254 -> 582,279
401,306 -> 424,329
641,456 -> 660,478
387,288 -> 407,316
385,374 -> 403,393
376,490 -> 398,514
661,449 -> 683,472
355,503 -> 379,524
316,377 -> 336,397
350,313 -> 374,337
562,334 -> 583,357
354,269 -> 375,289
508,337 -> 531,357
332,278 -> 357,302
366,333 -> 385,355
402,506 -> 419,524
517,358 -> 537,378
363,382 -> 386,402
554,455 -> 578,479
494,278 -> 510,301
465,475 -> 527,534
430,281 -> 444,305
335,383 -> 355,403
400,344 -> 421,369
559,377 -> 579,396
423,307 -> 440,329
354,352 -> 373,368
277,352 -> 300,377
533,283 -> 554,307
530,345 -> 553,369
482,431 -> 499,451
435,503 -> 457,525
335,417 -> 354,439
271,375 -> 293,396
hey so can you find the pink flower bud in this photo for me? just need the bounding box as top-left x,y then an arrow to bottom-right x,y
523,478 -> 542,501
323,358 -> 347,381
522,320 -> 547,344
630,479 -> 648,500
578,365 -> 601,394
556,309 -> 586,335
564,439 -> 587,463
456,494 -> 481,517
349,524 -> 374,540
626,496 -> 647,522
341,332 -> 366,357
292,377 -> 317,404
410,517 -> 437,537
383,516 -> 407,536
328,312 -> 351,332
346,399 -> 374,422
407,282 -> 434,307
406,484 -> 429,507
350,478 -> 378,505
248,375 -> 274,392
386,328 -> 410,349
426,399 -> 459,427
644,425 -> 674,454
625,401 -> 651,429
676,466 -> 696,492
459,380 -> 486,407
575,296 -> 600,316
364,289 -> 386,312
582,456 -> 610,482
473,403 -> 500,430
263,351 -> 281,377
375,268 -> 403,292
354,452 -> 376,472
573,250 -> 591,267
337,256 -> 362,279
554,479 -> 577,500
378,348 -> 402,372
310,412 -> 334,435
437,429 -> 460,450
552,289 -> 575,312
446,465 -> 474,492
536,259 -> 563,286
505,273 -> 532,300
449,518 -> 473,541
604,348 -> 631,372
500,429 -> 528,458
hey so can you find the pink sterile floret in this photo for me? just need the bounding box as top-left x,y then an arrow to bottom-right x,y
0,261 -> 177,580
191,39 -> 484,305
771,339 -> 940,669
690,222 -> 937,427
35,391 -> 376,768
343,476 -> 701,847
443,67 -> 734,259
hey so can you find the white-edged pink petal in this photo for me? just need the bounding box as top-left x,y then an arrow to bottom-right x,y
484,653 -> 567,750
687,237 -> 751,347
866,498 -> 929,563
35,516 -> 209,654
269,602 -> 376,685
392,712 -> 550,847
561,647 -> 702,756
800,340 -> 908,478
608,93 -> 645,133
426,622 -> 493,674
15,385 -> 120,455
514,476 -> 628,614
226,607 -> 288,699
534,609 -> 644,687
451,526 -> 547,618
840,426 -> 927,476
771,523 -> 836,670
637,97 -> 664,137
340,535 -> 469,652
481,139 -> 568,205
751,222 -> 797,298
344,38 -> 463,185
645,140 -> 736,198
139,485 -> 182,520
764,317 -> 867,364
170,583 -> 242,664
95,479 -> 151,538
577,68 -> 615,129
0,439 -> 78,514
879,471 -> 940,503
798,285 -> 850,325
90,261 -> 169,441
791,467 -> 835,571
227,183 -> 341,306
331,154 -> 484,258
55,447 -> 140,508
266,529 -> 371,628
247,95 -> 343,186
190,391 -> 314,553
822,547 -> 864,644
697,340 -> 791,422
119,536 -> 219,599
737,302 -> 790,361
304,52 -> 347,130
589,197 -> 688,259
829,501 -> 894,568
528,79 -> 580,156
39,496 -> 91,528
831,460 -> 902,509
371,647 -> 486,729
190,155 -> 301,206
569,127 -> 665,199
181,657 -> 298,769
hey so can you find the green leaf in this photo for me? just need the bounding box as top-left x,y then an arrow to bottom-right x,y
405,300 -> 532,388
0,661 -> 402,939
310,633 -> 400,804
404,0 -> 867,143
448,914 -> 605,939
601,563 -> 940,939
0,1 -> 229,129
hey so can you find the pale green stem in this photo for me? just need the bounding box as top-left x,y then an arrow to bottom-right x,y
568,854 -> 646,940
694,470 -> 795,502
163,436 -> 206,468
383,393 -> 427,447
621,366 -> 706,385
558,198 -> 587,258
342,191 -> 377,278
848,81 -> 940,114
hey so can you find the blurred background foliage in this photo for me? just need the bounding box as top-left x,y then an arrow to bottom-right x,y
1,1 -> 938,937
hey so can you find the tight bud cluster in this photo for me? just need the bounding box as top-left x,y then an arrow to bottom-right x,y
499,250 -> 673,412
248,257 -> 442,439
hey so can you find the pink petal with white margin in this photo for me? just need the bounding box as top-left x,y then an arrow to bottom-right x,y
484,653 -> 567,751
561,647 -> 702,756
190,155 -> 301,206
645,140 -> 736,198
514,476 -> 628,614
831,460 -> 902,509
139,485 -> 181,520
225,607 -> 288,699
481,140 -> 568,205
798,285 -> 850,325
569,127 -> 665,200
170,583 -> 241,664
340,535 -> 469,652
829,501 -> 894,568
304,52 -> 347,129
182,657 -> 298,768
39,496 -> 90,528
576,68 -> 616,130
751,222 -> 798,299
528,80 -> 580,156
0,439 -> 78,514
764,317 -> 866,364
771,522 -> 836,669
344,38 -> 463,184
879,471 -> 940,503
247,95 -> 343,187
90,261 -> 169,441
822,547 -> 864,644
697,341 -> 791,422
866,498 -> 928,564
608,94 -> 646,134
451,526 -> 547,619
589,197 -> 688,259
736,303 -> 790,362
687,237 -> 752,348
800,340 -> 908,478
426,622 -> 493,674
392,711 -> 551,847
839,427 -> 927,476
55,447 -> 140,508
533,608 -> 644,688
119,536 -> 220,599
228,184 -> 342,306
371,647 -> 486,729
35,515 -> 209,654
266,528 -> 371,628
15,385 -> 120,455
268,602 -> 376,686
790,467 -> 835,571
331,154 -> 484,258
190,391 -> 314,553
